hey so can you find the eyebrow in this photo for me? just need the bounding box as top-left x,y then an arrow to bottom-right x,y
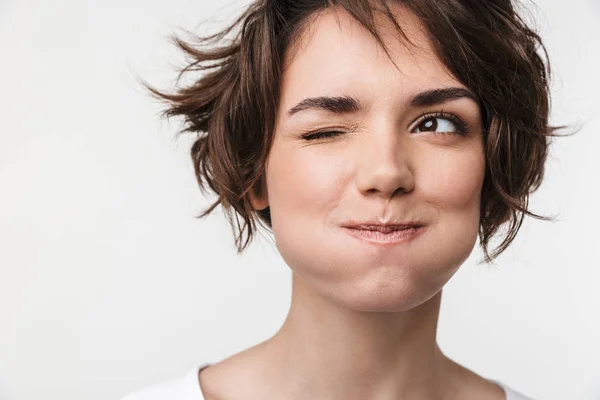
286,87 -> 479,117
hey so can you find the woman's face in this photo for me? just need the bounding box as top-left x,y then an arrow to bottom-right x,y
254,5 -> 486,312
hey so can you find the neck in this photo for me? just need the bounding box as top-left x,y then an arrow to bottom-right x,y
261,272 -> 451,400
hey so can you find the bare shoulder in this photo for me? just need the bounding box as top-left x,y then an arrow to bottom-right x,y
198,342 -> 272,400
442,357 -> 506,400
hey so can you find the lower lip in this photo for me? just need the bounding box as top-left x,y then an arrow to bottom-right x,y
343,226 -> 424,244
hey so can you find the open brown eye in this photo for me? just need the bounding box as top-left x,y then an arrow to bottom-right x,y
413,113 -> 469,135
417,118 -> 439,132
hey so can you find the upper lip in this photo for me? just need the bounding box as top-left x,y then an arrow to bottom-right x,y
342,220 -> 424,231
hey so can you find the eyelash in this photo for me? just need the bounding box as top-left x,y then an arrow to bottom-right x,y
301,112 -> 470,141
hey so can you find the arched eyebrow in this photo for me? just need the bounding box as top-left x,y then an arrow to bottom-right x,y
286,87 -> 479,117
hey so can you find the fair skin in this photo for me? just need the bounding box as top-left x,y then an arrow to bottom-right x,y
199,4 -> 505,400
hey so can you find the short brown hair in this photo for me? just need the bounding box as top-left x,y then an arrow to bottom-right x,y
139,0 -> 570,265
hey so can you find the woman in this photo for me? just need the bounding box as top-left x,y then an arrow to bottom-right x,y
123,0 -> 565,398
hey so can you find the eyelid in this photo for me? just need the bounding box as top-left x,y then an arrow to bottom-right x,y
300,123 -> 360,140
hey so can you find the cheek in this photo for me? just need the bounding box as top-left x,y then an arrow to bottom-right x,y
265,145 -> 349,271
421,147 -> 485,214
418,146 -> 486,262
267,146 -> 346,223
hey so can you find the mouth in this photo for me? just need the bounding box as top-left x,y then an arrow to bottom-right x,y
343,224 -> 423,232
342,224 -> 425,245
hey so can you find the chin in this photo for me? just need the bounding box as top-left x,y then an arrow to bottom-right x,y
324,272 -> 446,313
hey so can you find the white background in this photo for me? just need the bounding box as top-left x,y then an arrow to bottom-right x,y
0,0 -> 598,399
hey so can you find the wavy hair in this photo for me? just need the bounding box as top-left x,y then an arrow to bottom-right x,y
139,0 -> 570,264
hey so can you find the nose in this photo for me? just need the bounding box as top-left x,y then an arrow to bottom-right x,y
354,124 -> 415,199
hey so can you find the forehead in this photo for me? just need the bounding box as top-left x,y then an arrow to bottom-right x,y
279,4 -> 462,113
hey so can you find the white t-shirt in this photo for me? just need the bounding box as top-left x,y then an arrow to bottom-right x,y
120,364 -> 534,400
